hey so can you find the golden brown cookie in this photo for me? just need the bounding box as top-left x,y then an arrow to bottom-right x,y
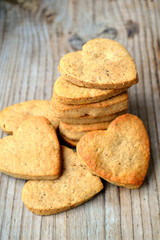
22,146 -> 103,215
51,91 -> 128,118
59,38 -> 138,89
77,114 -> 150,189
60,134 -> 78,148
0,100 -> 59,134
54,76 -> 127,105
0,116 -> 61,180
57,110 -> 127,125
59,121 -> 111,141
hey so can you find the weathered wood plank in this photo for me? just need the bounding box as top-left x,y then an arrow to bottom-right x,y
105,184 -> 122,240
0,1 -> 159,240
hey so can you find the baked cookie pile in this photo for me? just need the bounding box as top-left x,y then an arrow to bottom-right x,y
0,114 -> 103,214
51,38 -> 138,146
0,38 -> 150,215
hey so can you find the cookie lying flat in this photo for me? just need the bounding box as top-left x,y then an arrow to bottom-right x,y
0,100 -> 59,134
51,92 -> 128,118
0,116 -> 61,180
59,38 -> 138,89
60,134 -> 78,147
22,146 -> 103,215
57,110 -> 127,125
77,114 -> 150,189
54,76 -> 127,105
59,121 -> 111,141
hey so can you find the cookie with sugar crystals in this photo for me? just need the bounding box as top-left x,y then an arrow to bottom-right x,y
51,91 -> 128,118
0,116 -> 61,180
54,76 -> 127,105
59,38 -> 138,89
22,146 -> 103,215
77,114 -> 150,189
0,100 -> 59,134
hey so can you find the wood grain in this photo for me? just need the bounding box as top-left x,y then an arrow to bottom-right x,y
0,0 -> 159,239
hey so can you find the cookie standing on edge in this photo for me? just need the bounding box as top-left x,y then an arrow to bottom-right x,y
54,76 -> 127,105
0,100 -> 59,134
22,146 -> 103,215
0,116 -> 61,180
77,114 -> 150,189
59,38 -> 138,89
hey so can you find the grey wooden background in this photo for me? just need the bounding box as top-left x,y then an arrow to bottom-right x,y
0,0 -> 160,239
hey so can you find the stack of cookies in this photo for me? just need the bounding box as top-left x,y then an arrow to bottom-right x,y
51,38 -> 138,147
0,38 -> 150,216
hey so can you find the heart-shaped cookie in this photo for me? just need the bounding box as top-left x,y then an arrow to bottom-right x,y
59,120 -> 111,141
54,76 -> 127,104
58,110 -> 127,125
0,100 -> 59,134
77,114 -> 150,189
60,134 -> 78,147
22,146 -> 103,215
59,38 -> 138,89
51,91 -> 128,118
0,116 -> 61,180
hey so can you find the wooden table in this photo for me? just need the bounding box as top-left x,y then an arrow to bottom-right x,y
0,0 -> 159,239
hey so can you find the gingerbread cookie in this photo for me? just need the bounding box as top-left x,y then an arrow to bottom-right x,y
22,146 -> 103,215
54,76 -> 127,104
0,100 -> 59,134
51,92 -> 128,118
77,114 -> 150,189
57,110 -> 127,125
59,121 -> 111,141
59,38 -> 138,89
0,116 -> 61,180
